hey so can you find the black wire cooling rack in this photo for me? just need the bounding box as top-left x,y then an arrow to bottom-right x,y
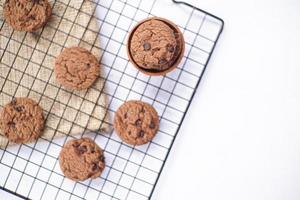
0,0 -> 224,199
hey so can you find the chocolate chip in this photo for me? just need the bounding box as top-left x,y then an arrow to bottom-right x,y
99,155 -> 105,162
135,119 -> 142,126
141,107 -> 145,113
72,143 -> 80,148
138,130 -> 145,137
167,44 -> 175,52
92,163 -> 99,171
159,58 -> 167,65
78,145 -> 87,154
143,42 -> 151,51
7,121 -> 15,128
15,106 -> 24,112
128,131 -> 131,135
86,63 -> 91,68
124,113 -> 127,119
149,121 -> 155,129
29,15 -> 36,21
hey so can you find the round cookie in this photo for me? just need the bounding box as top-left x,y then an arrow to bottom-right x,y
129,17 -> 183,72
114,100 -> 159,145
130,19 -> 176,71
54,47 -> 100,90
4,0 -> 52,32
59,138 -> 105,181
0,97 -> 45,143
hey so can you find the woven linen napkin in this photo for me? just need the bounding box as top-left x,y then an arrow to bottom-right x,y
0,0 -> 110,148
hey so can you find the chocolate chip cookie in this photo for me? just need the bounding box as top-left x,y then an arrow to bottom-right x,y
127,17 -> 185,76
54,47 -> 100,90
59,138 -> 105,181
4,0 -> 52,32
114,100 -> 159,145
0,97 -> 45,143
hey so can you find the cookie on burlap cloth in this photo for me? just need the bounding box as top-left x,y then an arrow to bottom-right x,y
0,97 -> 45,143
54,47 -> 100,90
3,0 -> 52,32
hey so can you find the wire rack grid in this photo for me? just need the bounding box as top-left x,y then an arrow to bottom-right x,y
0,0 -> 224,199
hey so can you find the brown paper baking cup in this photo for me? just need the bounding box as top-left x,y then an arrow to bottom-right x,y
127,17 -> 185,76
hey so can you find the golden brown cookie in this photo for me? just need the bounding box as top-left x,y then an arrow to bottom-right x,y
54,47 -> 100,90
59,138 -> 105,181
127,17 -> 185,75
114,100 -> 159,145
0,97 -> 45,143
4,0 -> 52,32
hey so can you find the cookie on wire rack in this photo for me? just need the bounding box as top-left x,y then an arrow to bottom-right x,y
3,0 -> 52,32
54,47 -> 100,90
59,138 -> 105,181
114,100 -> 159,145
0,97 -> 45,144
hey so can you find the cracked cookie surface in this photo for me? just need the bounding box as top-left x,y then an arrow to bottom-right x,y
129,19 -> 181,71
59,138 -> 105,181
114,100 -> 159,145
54,47 -> 100,90
4,0 -> 52,32
0,97 -> 45,143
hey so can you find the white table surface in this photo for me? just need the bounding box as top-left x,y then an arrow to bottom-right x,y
1,0 -> 300,199
0,190 -> 22,200
152,0 -> 300,200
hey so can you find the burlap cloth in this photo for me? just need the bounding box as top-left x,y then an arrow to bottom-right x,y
0,0 -> 110,148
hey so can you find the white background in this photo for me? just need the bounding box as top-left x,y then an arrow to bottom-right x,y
152,0 -> 300,200
0,190 -> 22,200
1,0 -> 300,199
